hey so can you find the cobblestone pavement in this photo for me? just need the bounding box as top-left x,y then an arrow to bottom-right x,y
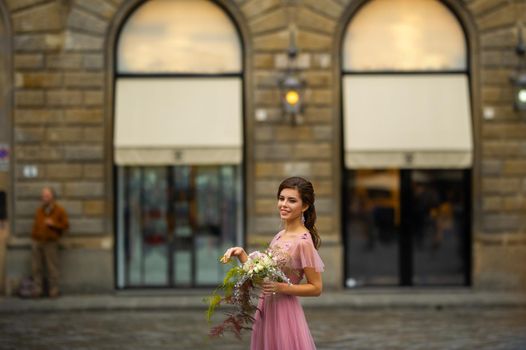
0,307 -> 525,350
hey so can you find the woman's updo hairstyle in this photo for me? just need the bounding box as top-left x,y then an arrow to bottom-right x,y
277,176 -> 320,249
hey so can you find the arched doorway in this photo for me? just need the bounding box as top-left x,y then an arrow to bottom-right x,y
341,0 -> 473,287
113,0 -> 244,288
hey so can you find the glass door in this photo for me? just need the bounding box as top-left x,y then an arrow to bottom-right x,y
344,169 -> 470,287
117,165 -> 241,288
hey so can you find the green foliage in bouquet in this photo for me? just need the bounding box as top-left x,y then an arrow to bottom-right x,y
205,259 -> 257,339
205,248 -> 292,339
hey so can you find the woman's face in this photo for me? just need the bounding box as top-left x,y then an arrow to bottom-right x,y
278,188 -> 307,222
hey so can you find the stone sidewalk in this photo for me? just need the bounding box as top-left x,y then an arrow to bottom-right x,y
1,288 -> 525,313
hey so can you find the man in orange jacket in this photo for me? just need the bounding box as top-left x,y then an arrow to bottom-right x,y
31,187 -> 69,298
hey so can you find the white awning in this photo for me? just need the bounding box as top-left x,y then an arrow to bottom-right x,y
114,77 -> 242,165
343,74 -> 473,169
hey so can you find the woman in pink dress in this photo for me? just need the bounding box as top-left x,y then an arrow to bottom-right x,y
222,176 -> 324,350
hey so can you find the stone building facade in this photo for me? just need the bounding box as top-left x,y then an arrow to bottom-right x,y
0,0 -> 525,293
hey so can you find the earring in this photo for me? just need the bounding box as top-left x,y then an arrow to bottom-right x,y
301,214 -> 305,224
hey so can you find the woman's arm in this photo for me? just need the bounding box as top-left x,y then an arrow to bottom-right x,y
263,267 -> 322,297
221,247 -> 248,264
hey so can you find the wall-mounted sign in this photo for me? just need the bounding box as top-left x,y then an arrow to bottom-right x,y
0,144 -> 9,172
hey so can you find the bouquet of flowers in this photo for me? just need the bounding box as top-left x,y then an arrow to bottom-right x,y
206,248 -> 291,339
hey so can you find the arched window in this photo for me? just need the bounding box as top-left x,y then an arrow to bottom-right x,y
342,0 -> 472,287
114,0 -> 243,288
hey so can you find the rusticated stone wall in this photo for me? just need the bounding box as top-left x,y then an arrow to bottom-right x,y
0,0 -> 524,292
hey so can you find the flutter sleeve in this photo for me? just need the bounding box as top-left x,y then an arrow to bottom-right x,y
290,234 -> 325,272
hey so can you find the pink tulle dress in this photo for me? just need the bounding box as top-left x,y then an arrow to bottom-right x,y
250,230 -> 325,350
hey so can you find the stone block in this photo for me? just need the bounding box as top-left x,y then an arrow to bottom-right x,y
503,160 -> 526,175
318,242 -> 343,289
15,34 -> 64,51
70,217 -> 105,235
57,200 -> 83,216
478,4 -> 516,31
46,127 -> 83,142
255,199 -> 277,214
297,31 -> 332,50
304,71 -> 332,88
64,145 -> 103,160
482,196 -> 503,211
14,126 -> 46,143
249,9 -> 287,33
253,30 -> 289,51
480,28 -> 516,49
482,123 -> 526,139
255,162 -> 284,178
15,200 -> 40,216
311,180 -> 332,196
255,144 -> 293,160
254,125 -> 274,141
253,216 -> 280,233
255,180 -> 280,196
312,126 -> 333,141
83,54 -> 104,70
481,86 -> 513,104
83,127 -> 104,142
63,108 -> 103,124
18,72 -> 62,88
64,31 -> 104,51
304,0 -> 343,18
12,1 -> 63,33
64,181 -> 104,197
481,177 -> 521,194
481,159 -> 501,176
14,109 -> 63,124
5,0 -> 48,11
15,90 -> 45,107
46,53 -> 83,69
283,162 -> 311,177
275,125 -> 313,141
83,164 -> 104,179
83,200 -> 105,216
241,0 -> 280,19
46,163 -> 83,179
297,7 -> 336,34
306,89 -> 333,105
474,239 -> 526,290
83,90 -> 104,106
254,70 -> 280,87
254,54 -> 274,69
73,0 -> 117,19
15,163 -> 47,180
310,161 -> 331,176
481,50 -> 518,68
15,145 -> 63,161
482,141 -> 520,157
315,198 -> 332,214
316,215 -> 333,231
14,54 -> 44,69
467,0 -> 507,16
480,68 -> 513,85
64,72 -> 104,88
482,213 -> 521,232
293,142 -> 331,159
502,196 -> 525,211
46,90 -> 82,106
68,8 -> 108,34
303,107 -> 332,124
312,54 -> 331,69
60,248 -> 113,293
254,89 -> 280,106
16,181 -> 63,198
